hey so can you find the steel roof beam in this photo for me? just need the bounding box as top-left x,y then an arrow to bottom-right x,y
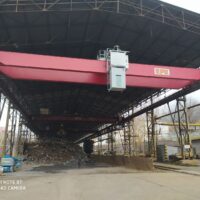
0,0 -> 200,35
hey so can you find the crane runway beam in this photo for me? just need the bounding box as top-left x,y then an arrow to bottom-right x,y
77,82 -> 200,143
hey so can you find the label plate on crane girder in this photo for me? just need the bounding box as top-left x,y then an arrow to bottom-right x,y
154,68 -> 170,76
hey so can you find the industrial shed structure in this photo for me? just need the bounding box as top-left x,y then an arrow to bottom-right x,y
0,0 -> 200,157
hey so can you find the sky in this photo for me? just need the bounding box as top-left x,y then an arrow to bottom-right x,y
161,0 -> 200,13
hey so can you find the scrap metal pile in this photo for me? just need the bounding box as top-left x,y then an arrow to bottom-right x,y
24,138 -> 85,164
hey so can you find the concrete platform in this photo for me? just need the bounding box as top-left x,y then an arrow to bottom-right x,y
154,160 -> 200,176
1,165 -> 200,200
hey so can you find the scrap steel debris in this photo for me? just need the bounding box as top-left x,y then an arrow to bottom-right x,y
24,138 -> 85,164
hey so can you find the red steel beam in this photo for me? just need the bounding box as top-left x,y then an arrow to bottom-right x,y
0,51 -> 199,89
31,115 -> 117,123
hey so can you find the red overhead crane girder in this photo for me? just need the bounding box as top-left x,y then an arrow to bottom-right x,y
31,115 -> 117,123
0,51 -> 200,89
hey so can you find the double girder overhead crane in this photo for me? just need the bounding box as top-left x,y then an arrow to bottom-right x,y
0,48 -> 199,90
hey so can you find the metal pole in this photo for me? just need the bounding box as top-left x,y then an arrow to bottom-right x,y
177,99 -> 184,158
10,108 -> 18,156
146,97 -> 156,157
15,114 -> 23,156
176,96 -> 190,159
111,132 -> 114,153
146,111 -> 151,155
2,101 -> 10,157
0,93 -> 6,121
128,122 -> 131,156
107,133 -> 110,152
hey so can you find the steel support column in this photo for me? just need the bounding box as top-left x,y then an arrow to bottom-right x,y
164,96 -> 190,159
9,105 -> 18,156
0,92 -> 6,121
146,97 -> 156,157
1,97 -> 34,156
120,121 -> 133,156
176,96 -> 190,158
2,100 -> 10,157
97,135 -> 103,155
15,114 -> 24,156
146,110 -> 156,157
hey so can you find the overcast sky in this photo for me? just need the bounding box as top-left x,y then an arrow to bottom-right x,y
161,0 -> 200,13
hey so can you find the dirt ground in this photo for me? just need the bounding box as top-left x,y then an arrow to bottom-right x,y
1,164 -> 200,200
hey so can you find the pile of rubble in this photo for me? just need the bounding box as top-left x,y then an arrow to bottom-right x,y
24,138 -> 85,164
